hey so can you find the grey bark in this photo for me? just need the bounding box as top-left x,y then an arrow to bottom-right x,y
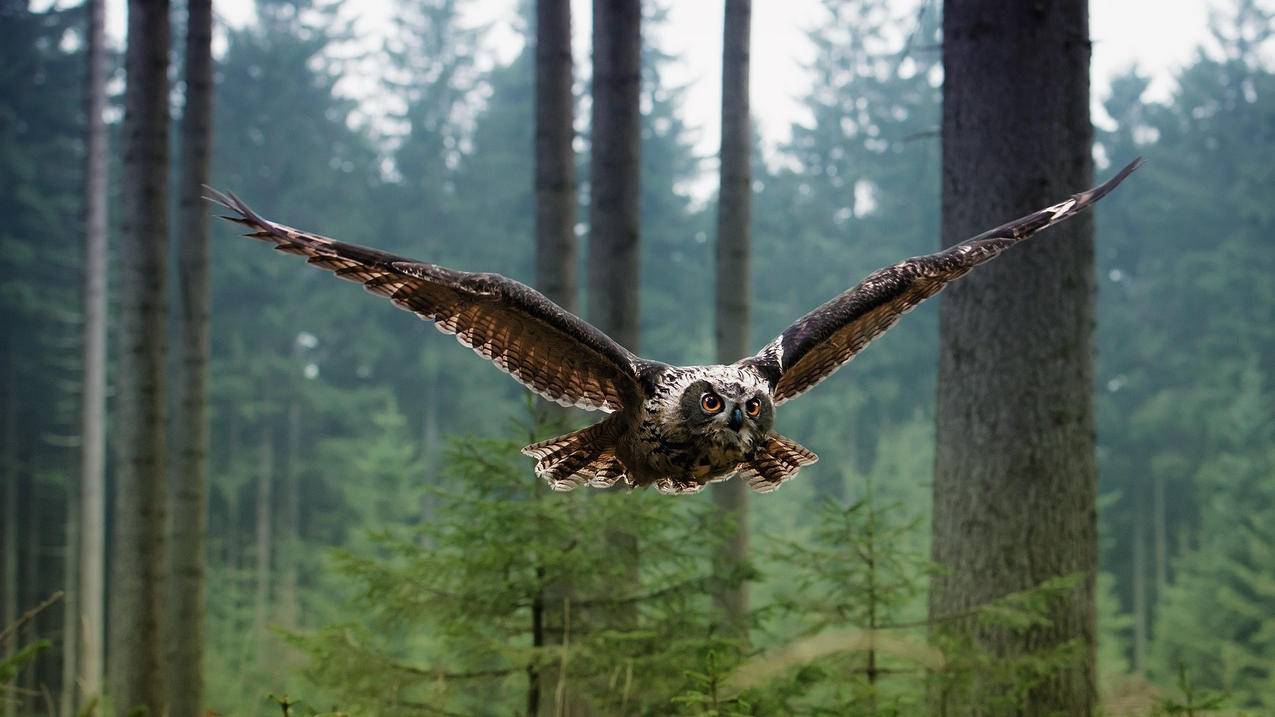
60,489 -> 78,717
253,432 -> 274,659
711,0 -> 752,637
1153,476 -> 1167,600
109,0 -> 171,713
1132,499 -> 1147,674
928,0 -> 1097,713
76,0 -> 108,705
167,0 -> 213,713
587,0 -> 641,352
536,0 -> 577,314
534,3 -> 583,713
281,403 -> 300,630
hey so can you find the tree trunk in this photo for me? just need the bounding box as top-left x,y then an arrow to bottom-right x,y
588,0 -> 642,641
280,402 -> 300,630
929,0 -> 1097,714
1132,498 -> 1147,674
711,0 -> 752,638
587,0 -> 641,352
109,0 -> 171,713
254,432 -> 274,661
167,0 -> 212,713
536,0 -> 577,315
60,487 -> 79,717
2,363 -> 16,717
76,0 -> 108,706
534,3 -> 584,713
1153,476 -> 1166,600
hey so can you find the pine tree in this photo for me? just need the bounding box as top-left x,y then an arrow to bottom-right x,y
110,0 -> 171,712
929,0 -> 1098,713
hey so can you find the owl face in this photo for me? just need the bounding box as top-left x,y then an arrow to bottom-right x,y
676,375 -> 774,455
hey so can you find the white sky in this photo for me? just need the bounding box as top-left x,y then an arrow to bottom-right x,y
87,0 -> 1226,182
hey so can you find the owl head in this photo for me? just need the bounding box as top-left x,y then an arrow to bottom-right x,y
674,369 -> 774,452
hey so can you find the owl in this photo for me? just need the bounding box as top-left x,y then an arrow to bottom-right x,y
208,158 -> 1139,495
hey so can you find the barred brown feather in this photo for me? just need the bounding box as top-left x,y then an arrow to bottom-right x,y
741,158 -> 1142,404
205,186 -> 644,412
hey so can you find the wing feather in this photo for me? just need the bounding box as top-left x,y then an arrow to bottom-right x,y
206,187 -> 645,412
742,158 -> 1143,404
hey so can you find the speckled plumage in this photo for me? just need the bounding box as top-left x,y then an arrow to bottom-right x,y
207,158 -> 1139,495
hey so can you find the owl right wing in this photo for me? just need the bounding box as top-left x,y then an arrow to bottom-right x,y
740,158 -> 1142,405
207,188 -> 645,412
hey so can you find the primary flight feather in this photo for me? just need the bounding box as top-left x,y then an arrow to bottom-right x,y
208,157 -> 1140,495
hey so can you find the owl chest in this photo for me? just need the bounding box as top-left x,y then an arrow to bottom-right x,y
632,417 -> 745,482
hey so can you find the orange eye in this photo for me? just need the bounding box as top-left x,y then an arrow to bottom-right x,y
745,398 -> 763,418
700,393 -> 723,414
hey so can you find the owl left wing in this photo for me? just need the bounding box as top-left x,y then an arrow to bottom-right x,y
207,188 -> 644,412
741,158 -> 1142,405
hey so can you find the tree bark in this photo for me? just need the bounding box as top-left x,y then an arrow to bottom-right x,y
534,4 -> 584,713
711,0 -> 752,638
254,431 -> 274,661
109,0 -> 171,713
929,0 -> 1097,714
167,0 -> 213,713
1132,498 -> 1147,674
536,0 -> 577,315
587,0 -> 641,352
60,486 -> 79,717
280,402 -> 301,630
76,0 -> 108,706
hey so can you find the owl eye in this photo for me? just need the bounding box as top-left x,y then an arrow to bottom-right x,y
700,393 -> 724,414
745,397 -> 763,418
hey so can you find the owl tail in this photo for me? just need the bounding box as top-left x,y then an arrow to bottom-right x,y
521,417 -> 628,491
738,433 -> 819,494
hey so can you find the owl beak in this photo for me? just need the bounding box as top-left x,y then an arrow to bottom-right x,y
728,406 -> 744,431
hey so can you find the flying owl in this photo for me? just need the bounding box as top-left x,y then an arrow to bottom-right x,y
207,158 -> 1140,496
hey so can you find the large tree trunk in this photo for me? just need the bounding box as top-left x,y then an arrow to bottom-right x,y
711,0 -> 752,638
109,0 -> 171,713
167,0 -> 213,713
76,0 -> 108,706
928,0 -> 1097,714
588,0 -> 642,644
587,0 -> 641,352
533,3 -> 580,713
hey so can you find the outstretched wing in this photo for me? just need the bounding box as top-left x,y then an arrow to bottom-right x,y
207,188 -> 644,412
742,158 -> 1142,405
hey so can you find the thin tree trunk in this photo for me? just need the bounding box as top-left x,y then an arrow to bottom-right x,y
280,403 -> 300,630
2,364 -> 17,717
60,489 -> 79,717
167,0 -> 213,713
109,0 -> 171,712
536,0 -> 577,315
587,0 -> 641,352
254,431 -> 274,661
711,0 -> 752,639
1153,476 -> 1166,600
1132,498 -> 1147,674
76,0 -> 108,705
928,0 -> 1097,713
